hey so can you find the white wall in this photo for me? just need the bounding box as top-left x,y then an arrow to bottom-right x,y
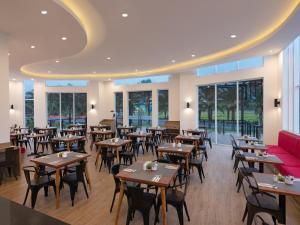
179,55 -> 281,144
9,80 -> 24,127
0,33 -> 10,142
34,79 -> 47,127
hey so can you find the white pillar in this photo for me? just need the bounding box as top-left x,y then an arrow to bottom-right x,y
34,79 -> 47,127
152,89 -> 158,127
87,81 -> 100,126
0,33 -> 10,142
9,80 -> 24,127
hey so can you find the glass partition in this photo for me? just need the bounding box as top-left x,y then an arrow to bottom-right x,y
47,93 -> 60,128
128,91 -> 152,129
24,80 -> 34,128
217,82 -> 237,144
239,79 -> 263,140
115,92 -> 123,127
158,90 -> 168,126
198,85 -> 215,142
75,93 -> 87,125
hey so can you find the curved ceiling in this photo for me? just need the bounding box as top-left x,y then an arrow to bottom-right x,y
2,0 -> 300,79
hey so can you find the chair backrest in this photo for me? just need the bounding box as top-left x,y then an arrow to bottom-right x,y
4,147 -> 17,163
241,172 -> 262,207
126,186 -> 148,209
173,174 -> 190,198
111,164 -> 121,189
23,166 -> 37,186
75,161 -> 86,182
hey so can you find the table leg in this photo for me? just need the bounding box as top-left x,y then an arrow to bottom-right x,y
67,142 -> 70,151
55,169 -> 61,209
90,134 -> 95,150
114,181 -> 125,225
259,162 -> 264,173
116,147 -> 120,163
279,195 -> 286,224
85,162 -> 92,191
160,187 -> 167,225
185,155 -> 189,174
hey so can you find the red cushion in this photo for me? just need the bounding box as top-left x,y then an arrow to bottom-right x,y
276,165 -> 300,178
278,131 -> 300,159
275,153 -> 300,167
266,145 -> 288,155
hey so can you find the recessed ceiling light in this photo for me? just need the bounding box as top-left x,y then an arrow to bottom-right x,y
30,45 -> 36,49
191,54 -> 196,58
230,34 -> 237,39
108,78 -> 112,81
135,69 -> 139,72
31,78 -> 34,81
171,59 -> 176,63
47,70 -> 51,73
8,53 -> 10,56
61,37 -> 67,41
55,60 -> 60,63
12,78 -> 16,81
269,49 -> 274,53
41,10 -> 48,15
106,57 -> 111,60
122,13 -> 128,18
93,71 -> 96,74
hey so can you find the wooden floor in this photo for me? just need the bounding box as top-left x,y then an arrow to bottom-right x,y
0,143 -> 300,225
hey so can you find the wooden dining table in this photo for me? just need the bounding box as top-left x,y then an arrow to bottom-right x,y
158,142 -> 194,171
52,136 -> 85,151
27,133 -> 46,155
30,152 -> 91,209
175,134 -> 201,145
242,152 -> 283,172
90,124 -> 111,131
114,161 -> 179,225
95,138 -> 131,165
238,142 -> 267,152
89,130 -> 115,150
253,172 -> 300,225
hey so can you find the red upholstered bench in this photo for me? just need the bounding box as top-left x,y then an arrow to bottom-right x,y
266,131 -> 300,178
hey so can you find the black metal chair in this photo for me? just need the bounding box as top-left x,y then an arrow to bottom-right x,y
241,176 -> 283,225
189,151 -> 205,183
120,142 -> 136,165
0,147 -> 18,184
98,147 -> 115,173
61,161 -> 89,206
23,166 -> 56,209
126,185 -> 157,225
155,174 -> 190,225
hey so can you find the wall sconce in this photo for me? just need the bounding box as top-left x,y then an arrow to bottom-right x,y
91,104 -> 95,110
10,104 -> 14,110
186,102 -> 190,108
274,98 -> 280,108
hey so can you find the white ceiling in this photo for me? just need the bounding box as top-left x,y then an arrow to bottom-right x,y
1,0 -> 300,79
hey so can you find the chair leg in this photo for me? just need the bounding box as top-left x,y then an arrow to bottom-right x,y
31,189 -> 39,209
82,180 -> 89,199
110,191 -> 117,213
231,149 -> 235,160
183,201 -> 190,221
246,205 -> 255,225
69,185 -> 76,206
44,186 -> 49,197
176,205 -> 184,225
126,207 -> 132,225
99,160 -> 103,172
155,201 -> 161,224
142,211 -> 150,225
195,165 -> 203,183
23,187 -> 29,205
242,205 -> 248,221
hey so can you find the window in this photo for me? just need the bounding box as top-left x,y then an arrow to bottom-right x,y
198,85 -> 215,141
115,92 -> 123,127
128,91 -> 152,129
47,93 -> 87,129
24,80 -> 34,128
158,90 -> 168,126
198,79 -> 263,144
281,35 -> 300,133
46,80 -> 88,87
239,80 -> 263,140
114,75 -> 169,85
197,56 -> 264,77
